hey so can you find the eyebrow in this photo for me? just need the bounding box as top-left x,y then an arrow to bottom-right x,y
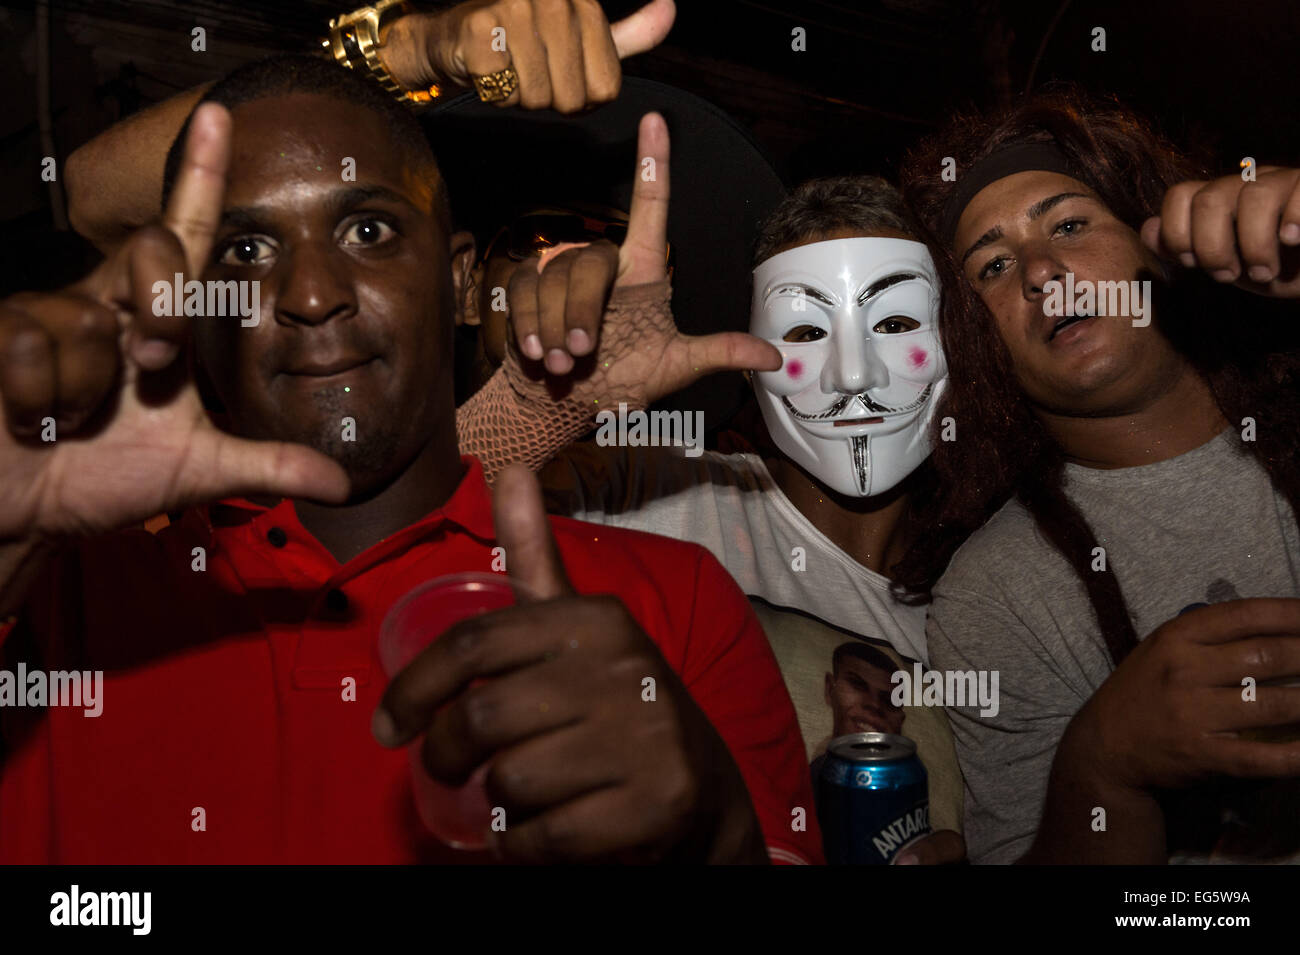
858,271 -> 921,305
774,273 -> 920,308
1027,191 -> 1090,221
958,191 -> 1092,268
219,184 -> 422,232
326,185 -> 423,220
777,284 -> 834,305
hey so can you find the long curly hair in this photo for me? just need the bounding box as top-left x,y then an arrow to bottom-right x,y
892,85 -> 1300,666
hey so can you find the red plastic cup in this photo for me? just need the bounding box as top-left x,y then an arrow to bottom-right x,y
379,572 -> 524,850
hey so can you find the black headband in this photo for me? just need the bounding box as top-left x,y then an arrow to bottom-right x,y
939,140 -> 1085,247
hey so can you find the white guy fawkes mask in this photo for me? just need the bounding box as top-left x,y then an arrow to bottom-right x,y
750,237 -> 946,497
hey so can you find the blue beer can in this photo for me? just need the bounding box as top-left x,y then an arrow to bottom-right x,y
817,732 -> 930,865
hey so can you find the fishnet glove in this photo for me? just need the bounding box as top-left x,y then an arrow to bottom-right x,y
457,279 -> 674,485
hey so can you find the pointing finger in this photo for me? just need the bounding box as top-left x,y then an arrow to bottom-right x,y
619,112 -> 670,287
162,102 -> 231,277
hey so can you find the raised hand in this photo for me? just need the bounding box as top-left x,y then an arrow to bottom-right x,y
382,0 -> 676,112
1142,166 -> 1300,297
503,111 -> 781,402
373,464 -> 767,863
0,103 -> 349,543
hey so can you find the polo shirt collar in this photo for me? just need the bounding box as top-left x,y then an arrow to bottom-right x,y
202,454 -> 497,570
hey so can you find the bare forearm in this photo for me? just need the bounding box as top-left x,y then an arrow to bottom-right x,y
1018,723 -> 1167,864
63,6 -> 450,254
66,84 -> 211,252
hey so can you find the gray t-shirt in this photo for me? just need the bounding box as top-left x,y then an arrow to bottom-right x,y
928,428 -> 1300,864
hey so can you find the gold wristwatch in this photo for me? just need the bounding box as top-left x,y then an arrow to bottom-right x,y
322,0 -> 442,105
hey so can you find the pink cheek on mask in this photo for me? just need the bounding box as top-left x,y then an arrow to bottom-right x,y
786,359 -> 804,379
908,347 -> 928,370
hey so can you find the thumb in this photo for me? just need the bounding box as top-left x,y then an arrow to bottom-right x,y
611,0 -> 676,58
1140,215 -> 1167,259
672,331 -> 782,383
194,430 -> 351,506
492,464 -> 574,601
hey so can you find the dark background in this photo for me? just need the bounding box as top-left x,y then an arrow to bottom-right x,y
2,0 -> 1298,293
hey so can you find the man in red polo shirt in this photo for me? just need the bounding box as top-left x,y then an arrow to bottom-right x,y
0,55 -> 819,864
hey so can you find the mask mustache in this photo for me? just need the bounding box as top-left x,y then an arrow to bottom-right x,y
782,384 -> 933,421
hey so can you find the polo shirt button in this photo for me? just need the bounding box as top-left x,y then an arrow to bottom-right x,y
267,527 -> 288,548
325,588 -> 348,613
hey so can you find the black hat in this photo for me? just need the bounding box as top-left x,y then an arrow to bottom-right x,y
421,77 -> 786,432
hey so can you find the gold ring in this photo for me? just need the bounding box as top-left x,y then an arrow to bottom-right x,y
473,67 -> 519,103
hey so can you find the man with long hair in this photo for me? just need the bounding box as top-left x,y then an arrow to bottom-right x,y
897,86 -> 1300,863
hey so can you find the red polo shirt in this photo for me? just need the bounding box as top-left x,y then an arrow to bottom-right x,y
0,457 -> 820,864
